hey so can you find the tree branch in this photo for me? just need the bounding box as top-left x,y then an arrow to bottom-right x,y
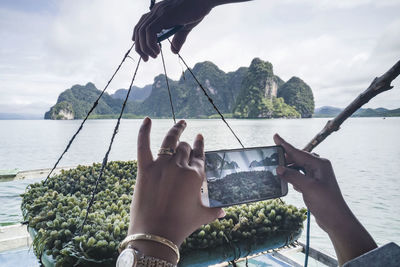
303,60 -> 400,152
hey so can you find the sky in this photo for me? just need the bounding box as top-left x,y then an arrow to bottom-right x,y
1,0 -> 399,116
208,147 -> 277,171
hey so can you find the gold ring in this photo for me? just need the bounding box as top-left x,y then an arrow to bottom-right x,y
158,147 -> 175,156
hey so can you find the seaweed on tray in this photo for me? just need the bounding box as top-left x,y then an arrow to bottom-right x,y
21,161 -> 306,266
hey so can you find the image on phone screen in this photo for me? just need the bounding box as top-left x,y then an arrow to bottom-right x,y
203,146 -> 285,207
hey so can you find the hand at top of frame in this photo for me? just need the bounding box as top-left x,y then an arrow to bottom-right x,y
132,0 -> 214,61
127,118 -> 224,262
273,134 -> 376,265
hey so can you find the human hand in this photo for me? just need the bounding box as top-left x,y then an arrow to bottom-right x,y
132,0 -> 214,61
273,133 -> 352,234
273,134 -> 377,265
128,118 -> 224,261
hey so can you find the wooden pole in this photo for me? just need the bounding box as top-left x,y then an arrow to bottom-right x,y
303,60 -> 400,153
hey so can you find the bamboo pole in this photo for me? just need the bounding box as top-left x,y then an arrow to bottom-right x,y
303,60 -> 400,152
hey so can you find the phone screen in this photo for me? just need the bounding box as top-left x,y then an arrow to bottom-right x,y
202,146 -> 286,208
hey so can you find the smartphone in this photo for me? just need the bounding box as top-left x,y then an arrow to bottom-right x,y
201,145 -> 287,208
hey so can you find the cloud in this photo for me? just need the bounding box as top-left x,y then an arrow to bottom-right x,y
282,0 -> 400,9
0,0 -> 399,116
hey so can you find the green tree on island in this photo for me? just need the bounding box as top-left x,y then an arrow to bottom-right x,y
233,58 -> 300,118
277,77 -> 315,118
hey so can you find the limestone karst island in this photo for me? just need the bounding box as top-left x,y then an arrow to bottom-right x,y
45,58 -> 315,120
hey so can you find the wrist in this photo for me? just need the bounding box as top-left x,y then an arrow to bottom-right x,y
323,204 -> 359,236
129,221 -> 185,247
129,240 -> 178,264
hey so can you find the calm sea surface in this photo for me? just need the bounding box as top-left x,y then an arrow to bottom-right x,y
0,118 -> 399,257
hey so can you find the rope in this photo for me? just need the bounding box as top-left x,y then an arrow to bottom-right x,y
304,210 -> 311,267
159,44 -> 176,124
167,39 -> 245,148
149,2 -> 243,149
149,0 -> 156,10
80,57 -> 142,231
43,42 -> 135,183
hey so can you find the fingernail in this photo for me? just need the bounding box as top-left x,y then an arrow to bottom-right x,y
143,117 -> 150,125
218,209 -> 226,218
197,134 -> 203,141
276,166 -> 286,175
178,119 -> 186,126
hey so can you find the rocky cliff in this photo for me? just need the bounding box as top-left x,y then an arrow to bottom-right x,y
233,58 -> 300,118
277,77 -> 315,118
45,59 -> 315,119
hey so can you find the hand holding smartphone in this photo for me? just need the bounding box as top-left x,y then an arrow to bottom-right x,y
201,146 -> 287,208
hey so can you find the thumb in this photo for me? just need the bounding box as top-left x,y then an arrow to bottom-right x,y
170,21 -> 200,53
170,30 -> 190,54
214,208 -> 226,219
200,207 -> 225,225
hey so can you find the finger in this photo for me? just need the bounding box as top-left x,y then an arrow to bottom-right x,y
170,21 -> 200,54
134,14 -> 149,61
137,4 -> 165,59
293,185 -> 301,192
133,13 -> 147,41
210,208 -> 226,219
170,28 -> 191,54
139,17 -> 157,58
276,166 -> 312,193
200,207 -> 226,225
174,141 -> 191,166
135,44 -> 148,62
284,153 -> 294,165
146,18 -> 164,56
190,134 -> 205,168
137,117 -> 153,168
137,23 -> 151,61
135,33 -> 149,61
146,28 -> 161,57
160,120 -> 187,153
192,134 -> 204,160
274,133 -> 319,168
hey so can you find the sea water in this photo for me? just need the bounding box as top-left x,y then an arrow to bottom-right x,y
0,118 -> 399,256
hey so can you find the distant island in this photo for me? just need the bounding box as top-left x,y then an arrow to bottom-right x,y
0,113 -> 42,120
44,58 -> 315,120
44,58 -> 399,120
314,106 -> 400,118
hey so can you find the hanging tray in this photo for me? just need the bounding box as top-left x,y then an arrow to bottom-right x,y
28,226 -> 301,267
